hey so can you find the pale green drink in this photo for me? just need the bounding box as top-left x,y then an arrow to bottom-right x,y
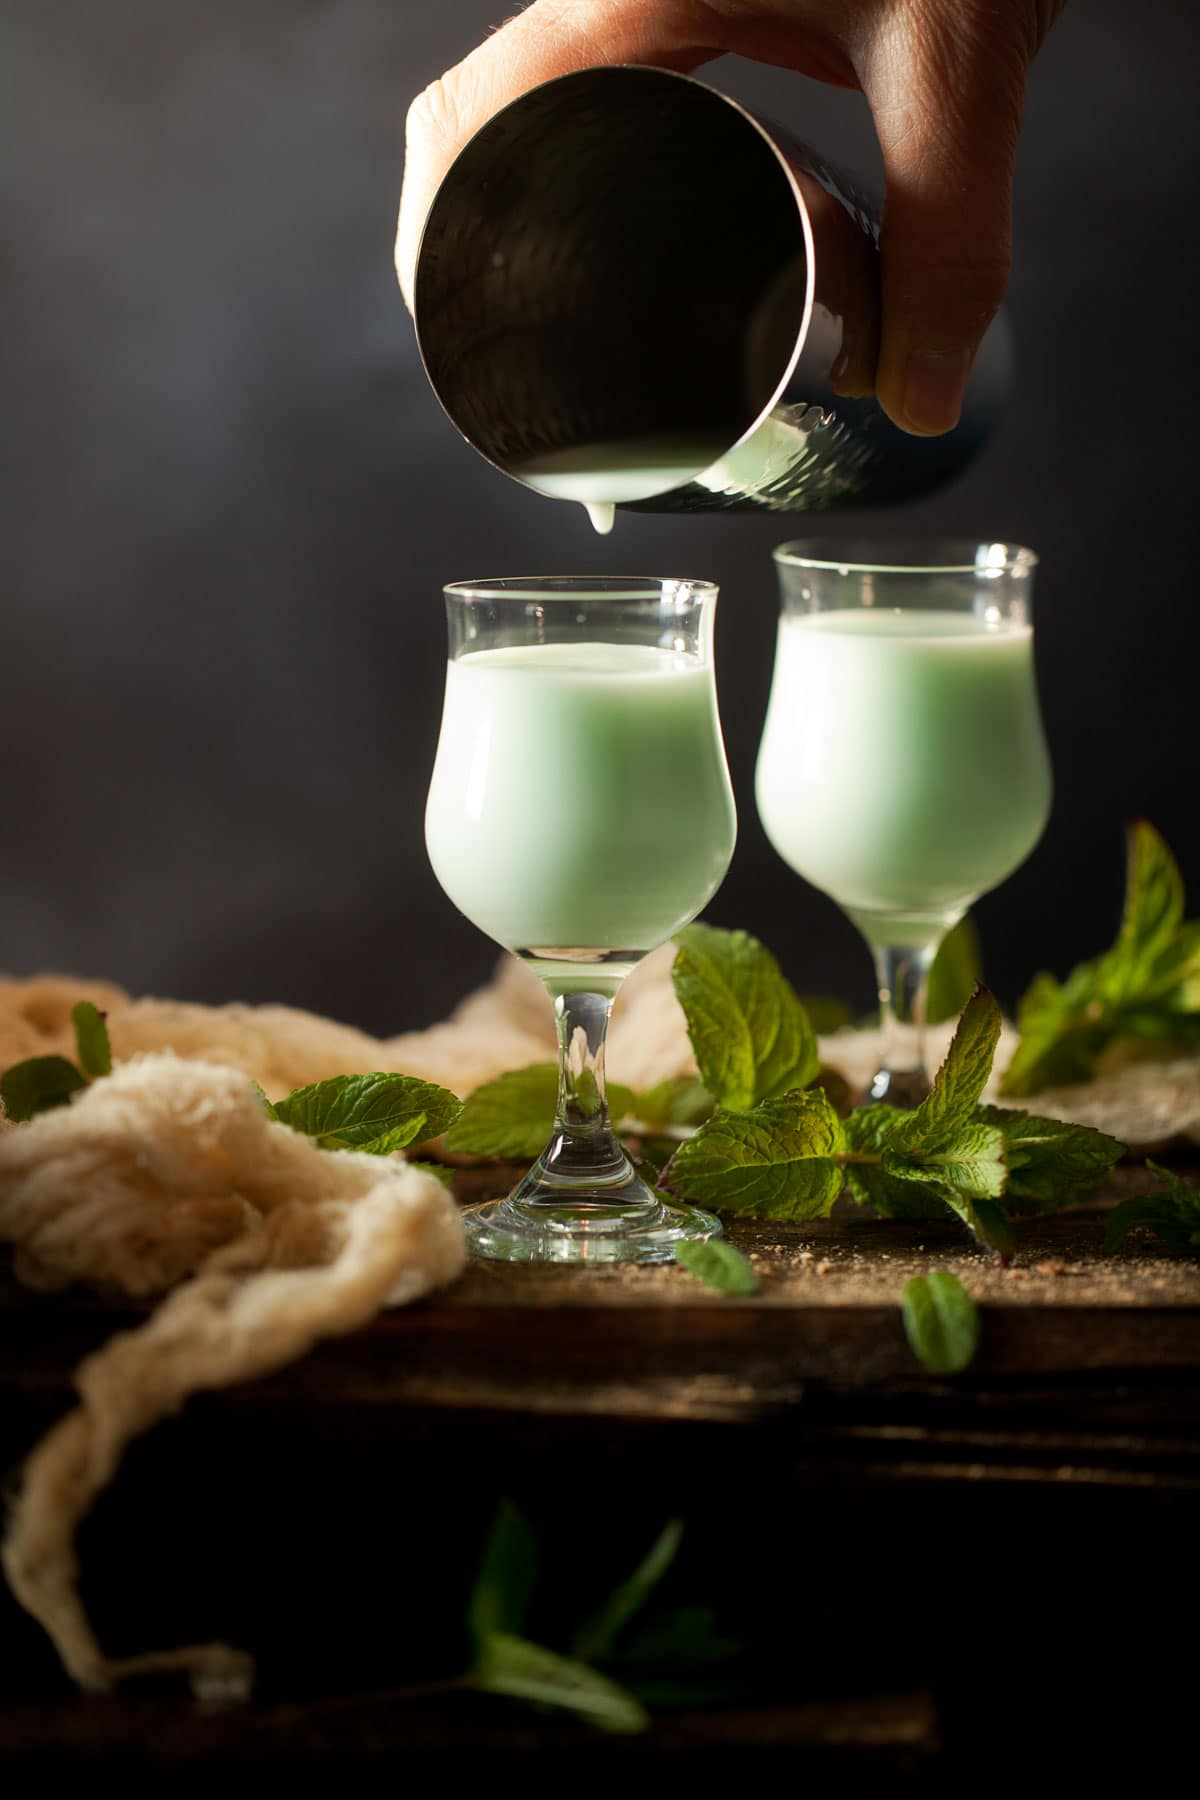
426,640 -> 737,983
755,607 -> 1052,934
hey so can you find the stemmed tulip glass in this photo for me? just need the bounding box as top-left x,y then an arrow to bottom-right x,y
755,540 -> 1052,1104
426,577 -> 737,1261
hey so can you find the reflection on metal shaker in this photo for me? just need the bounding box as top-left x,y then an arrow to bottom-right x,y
414,66 -> 1009,518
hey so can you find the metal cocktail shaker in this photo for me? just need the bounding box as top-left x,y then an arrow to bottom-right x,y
413,65 -> 1009,518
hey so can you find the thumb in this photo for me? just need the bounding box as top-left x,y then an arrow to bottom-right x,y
395,1 -> 720,311
862,5 -> 1030,436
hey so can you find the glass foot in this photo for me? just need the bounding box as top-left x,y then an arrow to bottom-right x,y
461,1194 -> 722,1265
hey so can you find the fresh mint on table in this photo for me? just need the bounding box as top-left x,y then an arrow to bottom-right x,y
1002,820 -> 1200,1097
268,1071 -> 462,1154
0,1001 -> 113,1120
446,928 -> 1126,1255
661,981 -> 1123,1255
671,922 -> 819,1111
1103,1160 -> 1200,1255
456,1505 -> 739,1731
660,1089 -> 845,1224
901,1272 -> 981,1375
674,1239 -> 759,1295
443,1061 -> 646,1159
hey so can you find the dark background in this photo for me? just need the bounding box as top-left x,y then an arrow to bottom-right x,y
1,0 -> 1196,1035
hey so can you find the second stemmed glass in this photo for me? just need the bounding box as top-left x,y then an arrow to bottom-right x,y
755,540 -> 1052,1104
426,577 -> 737,1262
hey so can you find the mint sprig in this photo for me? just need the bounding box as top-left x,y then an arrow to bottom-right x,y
456,1506 -> 738,1731
662,980 -> 1123,1256
1104,1161 -> 1200,1255
1,1001 -> 114,1121
1002,821 -> 1200,1097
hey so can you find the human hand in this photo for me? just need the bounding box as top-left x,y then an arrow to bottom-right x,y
397,1 -> 1065,436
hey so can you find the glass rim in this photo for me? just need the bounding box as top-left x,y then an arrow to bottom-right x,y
443,576 -> 720,602
772,539 -> 1038,576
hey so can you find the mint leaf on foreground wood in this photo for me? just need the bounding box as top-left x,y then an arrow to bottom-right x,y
1002,821 -> 1200,1096
659,1089 -> 843,1221
572,1519 -> 683,1664
471,1634 -> 648,1734
1104,1161 -> 1200,1255
468,1499 -> 539,1649
672,923 -> 819,1112
673,1239 -> 759,1295
445,1064 -> 636,1160
902,1272 -> 981,1374
0,1055 -> 88,1122
271,1072 -> 461,1154
71,1001 -> 112,1079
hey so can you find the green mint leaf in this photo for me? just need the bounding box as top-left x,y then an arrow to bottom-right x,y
998,968 -> 1107,1097
0,1055 -> 87,1122
572,1520 -> 684,1664
883,1121 -> 1007,1200
1104,1161 -> 1200,1254
444,1064 -> 635,1161
661,1089 -> 843,1222
473,1634 -> 649,1734
953,1194 -> 1017,1259
977,1105 -> 1125,1211
1102,819 -> 1185,999
887,989 -> 1002,1155
901,1272 -> 981,1374
446,1064 -> 558,1159
1137,920 -> 1200,1009
468,1501 -> 539,1649
925,915 -> 983,1025
272,1072 -> 461,1154
1002,824 -> 1200,1097
674,1239 -> 759,1295
1102,1198 -> 1192,1254
630,1076 -> 713,1131
672,924 -> 819,1112
70,1001 -> 112,1078
250,1081 -> 278,1119
406,1159 -> 456,1188
841,1104 -> 954,1220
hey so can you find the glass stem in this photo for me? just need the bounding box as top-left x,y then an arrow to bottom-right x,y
536,988 -> 631,1190
870,941 -> 938,1105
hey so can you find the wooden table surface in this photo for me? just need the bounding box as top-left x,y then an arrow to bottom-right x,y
2,1161 -> 1198,1786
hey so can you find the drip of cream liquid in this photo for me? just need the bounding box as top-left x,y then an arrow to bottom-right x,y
516,415 -> 815,532
516,437 -> 727,534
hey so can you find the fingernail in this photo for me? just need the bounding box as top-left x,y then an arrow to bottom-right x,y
900,348 -> 972,436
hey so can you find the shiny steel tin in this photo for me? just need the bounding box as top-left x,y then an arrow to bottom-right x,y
414,65 -> 1008,516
